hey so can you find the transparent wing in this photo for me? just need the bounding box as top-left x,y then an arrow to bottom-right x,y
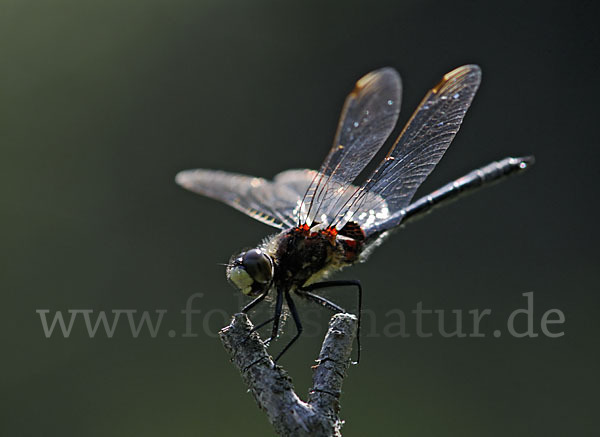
330,65 -> 482,234
176,168 -> 391,232
300,68 -> 401,226
276,170 -> 391,231
175,169 -> 317,229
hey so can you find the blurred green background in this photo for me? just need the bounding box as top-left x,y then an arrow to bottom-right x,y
2,0 -> 598,435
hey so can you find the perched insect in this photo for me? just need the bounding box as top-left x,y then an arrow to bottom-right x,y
176,65 -> 534,362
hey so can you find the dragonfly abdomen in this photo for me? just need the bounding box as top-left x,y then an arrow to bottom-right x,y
363,156 -> 534,244
400,156 -> 534,225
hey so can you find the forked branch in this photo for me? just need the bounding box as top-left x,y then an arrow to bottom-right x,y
219,312 -> 358,437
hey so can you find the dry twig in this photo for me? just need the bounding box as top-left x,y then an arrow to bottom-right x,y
219,312 -> 358,437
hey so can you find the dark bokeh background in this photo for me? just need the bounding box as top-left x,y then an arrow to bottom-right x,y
2,0 -> 599,435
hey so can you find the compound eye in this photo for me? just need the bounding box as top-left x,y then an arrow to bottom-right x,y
242,249 -> 273,284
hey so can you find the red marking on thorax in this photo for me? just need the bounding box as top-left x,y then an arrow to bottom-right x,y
295,224 -> 310,236
322,226 -> 338,245
295,224 -> 339,245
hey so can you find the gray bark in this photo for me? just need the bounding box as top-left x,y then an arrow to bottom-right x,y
219,312 -> 358,437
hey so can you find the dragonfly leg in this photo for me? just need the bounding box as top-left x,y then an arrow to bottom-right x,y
302,291 -> 346,313
240,290 -> 270,344
241,290 -> 269,313
242,289 -> 282,349
273,291 -> 304,362
300,280 -> 362,363
261,289 -> 284,347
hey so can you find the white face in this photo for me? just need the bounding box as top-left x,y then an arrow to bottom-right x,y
226,248 -> 274,296
228,267 -> 254,295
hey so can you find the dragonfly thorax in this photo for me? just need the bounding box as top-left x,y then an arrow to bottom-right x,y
267,226 -> 353,290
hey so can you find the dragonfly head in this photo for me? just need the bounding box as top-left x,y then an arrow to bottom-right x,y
227,248 -> 274,296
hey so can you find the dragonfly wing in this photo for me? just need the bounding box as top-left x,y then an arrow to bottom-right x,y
276,169 -> 391,230
300,68 -> 401,226
331,65 -> 482,235
272,169 -> 317,197
176,167 -> 391,232
176,169 -> 307,229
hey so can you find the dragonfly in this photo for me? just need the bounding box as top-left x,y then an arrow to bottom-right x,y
176,65 -> 534,362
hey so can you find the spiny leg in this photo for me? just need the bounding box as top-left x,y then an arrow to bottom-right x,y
249,315 -> 276,334
262,288 -> 284,346
241,290 -> 271,343
273,291 -> 303,362
238,291 -> 281,370
242,289 -> 282,346
241,290 -> 269,313
300,280 -> 362,363
303,292 -> 346,313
